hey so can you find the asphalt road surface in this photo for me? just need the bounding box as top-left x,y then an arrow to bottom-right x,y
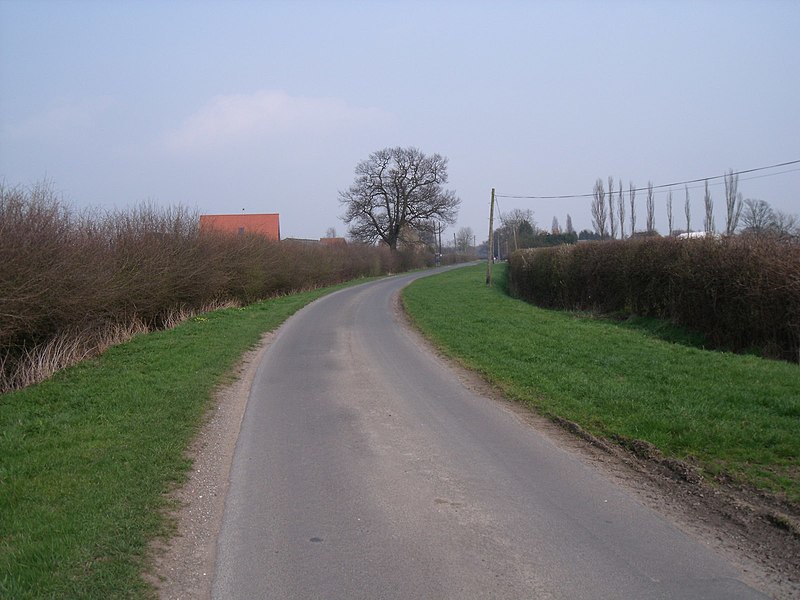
213,267 -> 766,599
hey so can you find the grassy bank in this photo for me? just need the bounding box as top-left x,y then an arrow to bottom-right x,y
402,264 -> 800,503
0,280 -> 366,599
508,236 -> 800,361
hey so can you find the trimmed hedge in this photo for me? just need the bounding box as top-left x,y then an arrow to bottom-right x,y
508,237 -> 800,361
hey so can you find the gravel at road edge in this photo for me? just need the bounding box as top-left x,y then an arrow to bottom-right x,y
145,332 -> 275,600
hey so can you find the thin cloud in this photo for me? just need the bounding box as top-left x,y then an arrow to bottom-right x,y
160,90 -> 391,155
5,96 -> 116,140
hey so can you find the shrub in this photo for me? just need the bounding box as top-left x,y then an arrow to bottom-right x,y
508,237 -> 800,362
0,182 -> 437,391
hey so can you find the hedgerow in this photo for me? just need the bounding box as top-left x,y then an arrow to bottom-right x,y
508,236 -> 800,361
0,182 -> 431,391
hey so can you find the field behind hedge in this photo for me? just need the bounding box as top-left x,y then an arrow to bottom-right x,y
508,236 -> 800,362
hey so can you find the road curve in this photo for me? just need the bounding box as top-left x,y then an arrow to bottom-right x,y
212,267 -> 765,599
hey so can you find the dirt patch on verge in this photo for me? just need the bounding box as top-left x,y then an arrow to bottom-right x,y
518,411 -> 799,598
145,332 -> 275,600
549,417 -> 800,598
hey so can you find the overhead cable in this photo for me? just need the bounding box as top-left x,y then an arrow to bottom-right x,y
495,159 -> 800,200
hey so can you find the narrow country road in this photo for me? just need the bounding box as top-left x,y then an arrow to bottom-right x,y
212,267 -> 765,599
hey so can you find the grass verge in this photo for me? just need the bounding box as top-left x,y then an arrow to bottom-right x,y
0,280 -> 368,599
402,264 -> 800,503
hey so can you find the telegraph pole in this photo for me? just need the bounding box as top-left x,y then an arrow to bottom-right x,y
486,188 -> 495,286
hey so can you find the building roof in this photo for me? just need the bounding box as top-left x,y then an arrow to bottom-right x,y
199,213 -> 280,240
319,237 -> 347,247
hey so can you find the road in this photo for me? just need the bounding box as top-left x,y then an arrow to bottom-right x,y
212,267 -> 765,599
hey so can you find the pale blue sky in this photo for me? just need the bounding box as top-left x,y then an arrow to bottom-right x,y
1,0 -> 798,240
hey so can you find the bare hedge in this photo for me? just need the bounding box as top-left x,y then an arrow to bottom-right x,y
0,183 -> 430,390
508,237 -> 800,361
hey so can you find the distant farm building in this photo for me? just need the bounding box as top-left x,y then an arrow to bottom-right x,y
284,237 -> 348,247
199,214 -> 280,240
319,237 -> 347,248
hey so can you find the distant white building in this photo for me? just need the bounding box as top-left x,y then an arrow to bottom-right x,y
677,231 -> 721,240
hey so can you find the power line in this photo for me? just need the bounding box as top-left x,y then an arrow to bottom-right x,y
662,167 -> 800,196
738,166 -> 800,185
495,159 -> 800,200
494,197 -> 511,233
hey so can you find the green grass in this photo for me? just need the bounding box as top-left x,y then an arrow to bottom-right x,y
403,264 -> 800,503
4,265 -> 797,598
0,280 -> 369,599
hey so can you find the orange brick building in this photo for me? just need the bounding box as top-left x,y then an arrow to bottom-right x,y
199,213 -> 280,240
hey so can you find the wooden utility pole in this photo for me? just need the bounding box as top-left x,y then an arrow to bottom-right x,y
486,188 -> 495,286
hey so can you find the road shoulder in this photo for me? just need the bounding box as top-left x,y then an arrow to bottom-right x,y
146,331 -> 276,600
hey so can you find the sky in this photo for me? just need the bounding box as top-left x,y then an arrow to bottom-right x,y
1,0 -> 798,242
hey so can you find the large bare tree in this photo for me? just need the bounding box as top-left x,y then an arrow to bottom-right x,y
339,147 -> 460,250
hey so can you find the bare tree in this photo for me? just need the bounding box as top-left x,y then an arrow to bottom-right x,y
629,181 -> 636,236
551,216 -> 561,235
607,176 -> 617,239
741,199 -> 774,233
503,208 -> 535,228
684,185 -> 691,233
773,210 -> 799,237
724,169 -> 743,235
703,180 -> 715,234
325,227 -> 337,238
646,181 -> 655,233
455,226 -> 474,253
504,208 -> 535,237
617,178 -> 625,239
565,213 -> 574,235
591,178 -> 607,238
416,219 -> 439,249
666,189 -> 673,236
498,208 -> 535,252
339,146 -> 460,250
